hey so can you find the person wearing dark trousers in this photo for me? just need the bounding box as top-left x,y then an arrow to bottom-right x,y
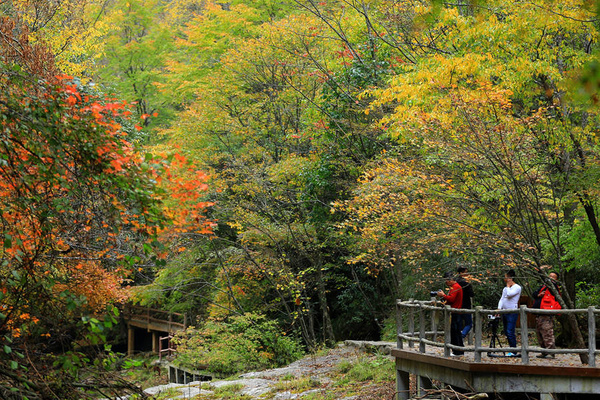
456,266 -> 474,339
438,272 -> 464,356
532,271 -> 560,358
497,269 -> 522,357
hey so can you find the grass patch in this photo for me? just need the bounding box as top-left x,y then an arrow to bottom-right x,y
272,376 -> 321,392
335,359 -> 353,374
214,383 -> 244,394
302,391 -> 337,399
332,354 -> 395,391
280,372 -> 295,381
208,383 -> 252,399
347,355 -> 394,382
152,387 -> 183,400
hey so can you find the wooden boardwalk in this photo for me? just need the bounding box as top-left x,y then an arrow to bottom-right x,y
123,305 -> 186,333
395,299 -> 600,399
122,305 -> 186,356
394,347 -> 600,399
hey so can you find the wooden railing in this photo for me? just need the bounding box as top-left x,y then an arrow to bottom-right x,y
122,304 -> 187,332
159,334 -> 176,361
396,299 -> 600,366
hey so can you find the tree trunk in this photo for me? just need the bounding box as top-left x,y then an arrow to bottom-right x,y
566,313 -> 589,364
553,289 -> 589,364
304,299 -> 318,351
316,264 -> 336,346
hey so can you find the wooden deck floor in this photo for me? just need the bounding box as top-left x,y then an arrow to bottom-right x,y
398,342 -> 596,371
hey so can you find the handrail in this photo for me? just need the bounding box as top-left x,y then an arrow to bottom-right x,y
126,305 -> 185,318
122,304 -> 187,331
123,304 -> 186,318
396,298 -> 600,366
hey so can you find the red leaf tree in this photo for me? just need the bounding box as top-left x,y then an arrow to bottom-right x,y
0,14 -> 213,398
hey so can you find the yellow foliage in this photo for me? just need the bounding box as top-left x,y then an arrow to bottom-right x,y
7,0 -> 109,79
369,0 -> 599,147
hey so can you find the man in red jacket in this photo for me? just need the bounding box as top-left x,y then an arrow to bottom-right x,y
437,272 -> 464,356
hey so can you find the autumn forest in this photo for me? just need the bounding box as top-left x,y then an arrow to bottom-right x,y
1,0 -> 600,397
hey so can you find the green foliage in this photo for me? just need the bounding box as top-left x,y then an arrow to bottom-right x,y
119,355 -> 168,390
95,0 -> 177,132
173,313 -> 304,377
575,282 -> 600,309
335,359 -> 353,374
132,240 -> 218,319
330,272 -> 392,340
333,355 -> 395,388
562,218 -> 600,272
302,392 -> 338,400
379,316 -> 397,343
153,387 -> 183,400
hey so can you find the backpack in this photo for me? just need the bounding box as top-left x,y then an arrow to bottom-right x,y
540,286 -> 562,310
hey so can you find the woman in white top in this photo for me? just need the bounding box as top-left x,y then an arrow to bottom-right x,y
498,269 -> 521,356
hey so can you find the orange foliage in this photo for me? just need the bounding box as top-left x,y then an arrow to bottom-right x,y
53,260 -> 129,312
0,66 -> 214,338
156,152 -> 216,238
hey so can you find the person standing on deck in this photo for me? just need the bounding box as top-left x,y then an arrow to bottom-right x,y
456,266 -> 474,339
532,271 -> 561,358
437,272 -> 464,356
497,269 -> 522,357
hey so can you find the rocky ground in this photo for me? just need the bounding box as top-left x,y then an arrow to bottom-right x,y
143,341 -> 397,399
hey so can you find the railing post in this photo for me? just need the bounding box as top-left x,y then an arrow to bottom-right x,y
519,305 -> 529,364
419,303 -> 426,353
397,300 -> 403,349
408,298 -> 415,348
159,334 -> 163,361
431,297 -> 438,342
589,307 -> 596,367
444,305 -> 451,357
474,306 -> 482,362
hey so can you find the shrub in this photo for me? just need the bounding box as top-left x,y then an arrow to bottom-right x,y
172,313 -> 304,376
575,282 -> 600,309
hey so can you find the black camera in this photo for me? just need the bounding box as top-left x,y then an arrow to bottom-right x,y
487,315 -> 500,330
430,290 -> 440,297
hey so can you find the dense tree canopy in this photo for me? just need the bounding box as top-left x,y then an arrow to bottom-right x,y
3,0 -> 600,395
128,0 -> 600,350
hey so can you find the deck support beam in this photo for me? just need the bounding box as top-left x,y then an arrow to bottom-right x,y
127,325 -> 135,356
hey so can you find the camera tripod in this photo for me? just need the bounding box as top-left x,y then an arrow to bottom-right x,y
486,316 -> 505,357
